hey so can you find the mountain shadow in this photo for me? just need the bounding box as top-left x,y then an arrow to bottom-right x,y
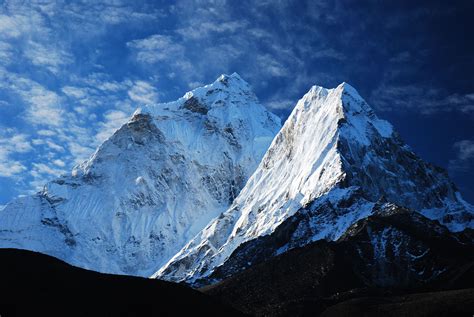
0,248 -> 244,317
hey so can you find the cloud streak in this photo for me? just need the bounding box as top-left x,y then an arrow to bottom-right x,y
0,130 -> 32,177
449,140 -> 474,174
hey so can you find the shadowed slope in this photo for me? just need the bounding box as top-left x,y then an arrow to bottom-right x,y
0,248 -> 244,317
202,205 -> 474,316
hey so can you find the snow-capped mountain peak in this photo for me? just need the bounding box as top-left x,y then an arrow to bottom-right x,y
135,72 -> 256,117
155,82 -> 473,285
0,74 -> 281,277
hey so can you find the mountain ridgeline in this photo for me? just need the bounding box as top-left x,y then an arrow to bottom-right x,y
0,73 -> 281,276
1,74 -> 473,316
155,81 -> 473,286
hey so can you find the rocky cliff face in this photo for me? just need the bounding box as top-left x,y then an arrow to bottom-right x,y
0,73 -> 281,276
155,82 -> 473,285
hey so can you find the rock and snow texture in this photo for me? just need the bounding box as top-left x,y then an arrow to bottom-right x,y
156,82 -> 474,284
0,73 -> 281,276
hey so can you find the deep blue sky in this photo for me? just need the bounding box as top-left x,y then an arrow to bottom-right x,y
0,0 -> 473,206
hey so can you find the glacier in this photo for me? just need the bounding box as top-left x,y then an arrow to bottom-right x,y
0,73 -> 281,276
155,82 -> 474,284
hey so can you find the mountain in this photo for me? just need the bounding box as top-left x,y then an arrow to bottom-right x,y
200,204 -> 474,316
0,73 -> 281,276
155,82 -> 474,285
0,248 -> 244,317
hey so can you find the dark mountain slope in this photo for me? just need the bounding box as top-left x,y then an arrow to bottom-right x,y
0,248 -> 244,317
320,288 -> 474,317
202,204 -> 474,316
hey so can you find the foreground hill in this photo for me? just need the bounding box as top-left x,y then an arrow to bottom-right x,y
0,248 -> 243,317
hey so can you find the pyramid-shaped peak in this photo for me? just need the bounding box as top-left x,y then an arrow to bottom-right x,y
303,82 -> 362,103
300,82 -> 391,135
337,81 -> 360,96
282,81 -> 393,152
306,85 -> 329,98
214,72 -> 251,90
229,72 -> 244,80
216,72 -> 244,83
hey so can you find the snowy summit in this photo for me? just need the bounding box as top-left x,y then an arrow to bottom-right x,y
155,81 -> 474,285
0,74 -> 281,276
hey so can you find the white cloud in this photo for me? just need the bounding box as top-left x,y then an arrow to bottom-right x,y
0,161 -> 27,177
23,41 -> 73,73
45,140 -> 65,152
256,54 -> 289,77
0,68 -> 64,126
127,34 -> 186,64
188,81 -> 204,89
10,134 -> 33,153
53,159 -> 66,167
37,129 -> 56,136
370,82 -> 474,115
59,2 -> 158,37
176,20 -> 248,40
95,110 -> 129,143
313,48 -> 346,61
74,106 -> 88,115
62,86 -> 89,99
0,8 -> 73,74
449,140 -> 474,174
0,14 -> 23,38
0,130 -> 32,177
32,139 -> 45,145
127,81 -> 159,105
67,142 -> 94,165
0,42 -> 13,64
95,81 -> 124,92
266,99 -> 296,110
455,140 -> 474,160
31,162 -> 65,177
0,131 -> 33,154
24,86 -> 64,126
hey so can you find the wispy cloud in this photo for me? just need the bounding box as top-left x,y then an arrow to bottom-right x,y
61,86 -> 89,99
30,162 -> 66,177
0,68 -> 65,126
176,20 -> 248,40
265,99 -> 297,110
449,140 -> 474,174
95,110 -> 129,143
127,35 -> 185,64
127,80 -> 159,105
370,83 -> 474,115
0,13 -> 29,38
0,130 -> 32,177
23,40 -> 73,74
0,160 -> 27,178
